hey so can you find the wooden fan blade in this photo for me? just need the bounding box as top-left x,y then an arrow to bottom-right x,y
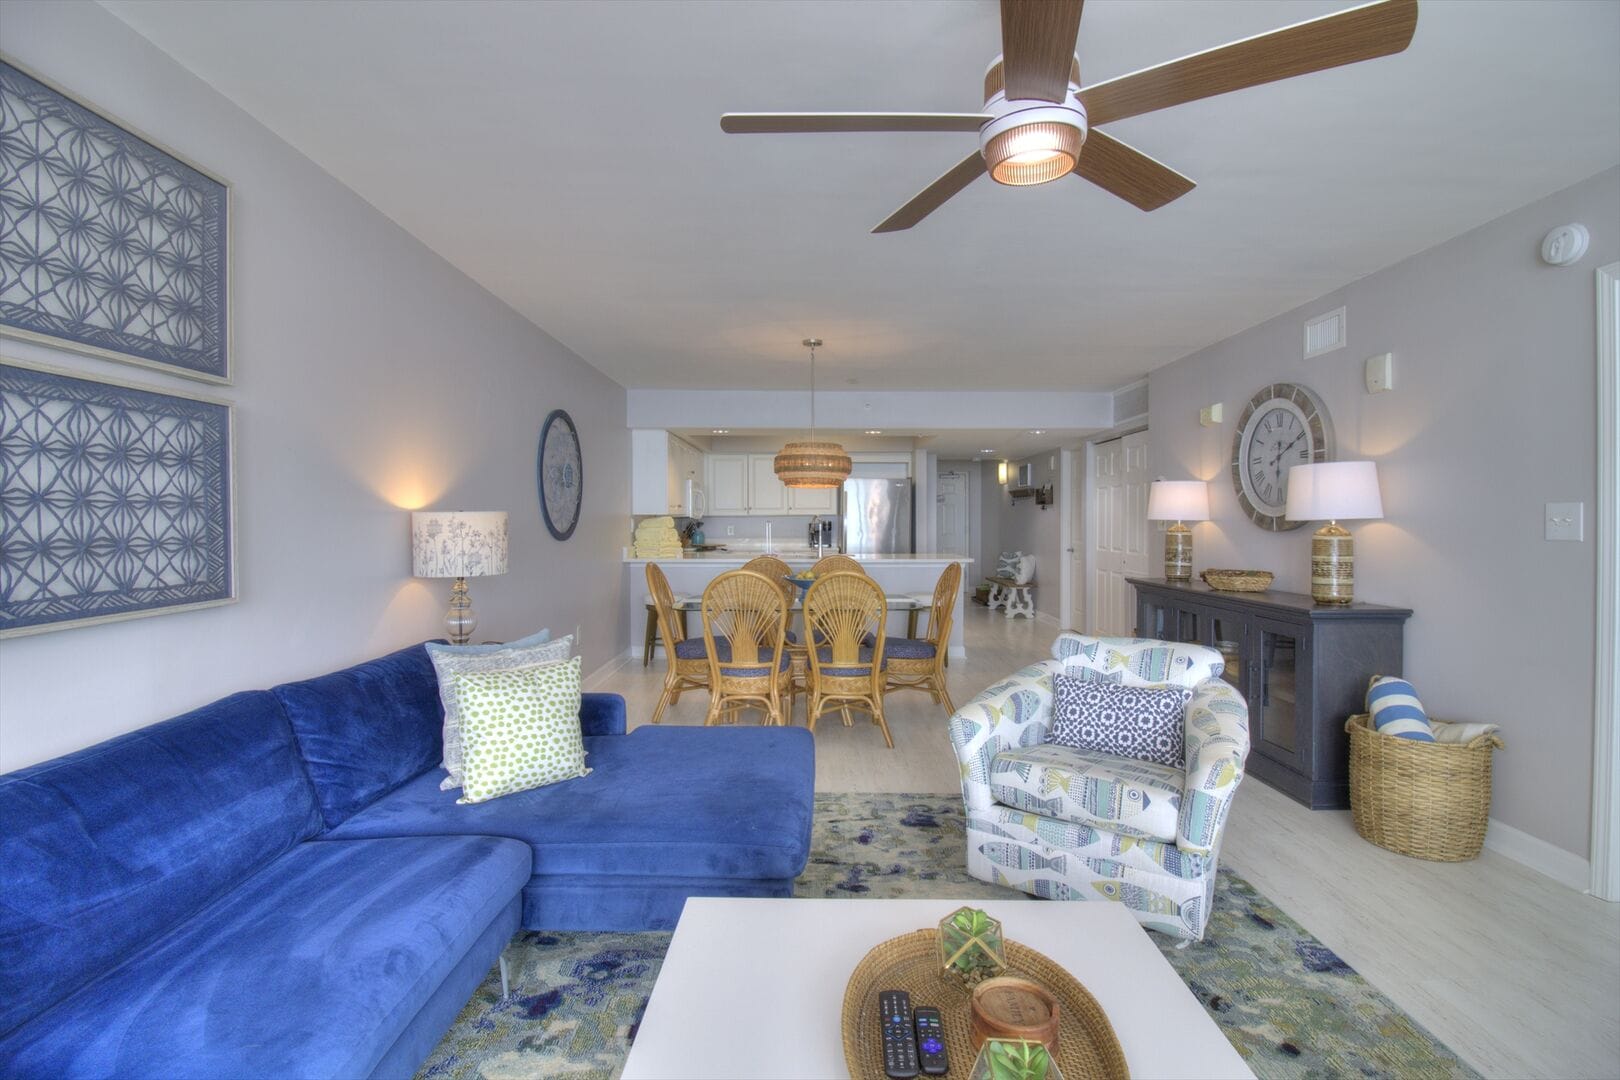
1073,131 -> 1195,211
1079,0 -> 1417,127
872,152 -> 987,233
721,112 -> 990,134
1000,0 -> 1085,102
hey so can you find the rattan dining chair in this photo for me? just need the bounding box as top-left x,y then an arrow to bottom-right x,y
647,562 -> 709,725
700,569 -> 795,727
883,561 -> 960,715
742,552 -> 814,708
803,571 -> 892,747
810,554 -> 865,577
741,554 -> 795,594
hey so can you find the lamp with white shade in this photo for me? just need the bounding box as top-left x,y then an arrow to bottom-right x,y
1285,462 -> 1383,605
1146,480 -> 1210,582
411,511 -> 509,644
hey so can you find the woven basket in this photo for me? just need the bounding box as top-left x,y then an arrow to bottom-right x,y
1346,714 -> 1504,862
1200,569 -> 1273,592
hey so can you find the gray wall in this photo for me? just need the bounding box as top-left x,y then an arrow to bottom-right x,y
0,2 -> 629,771
979,460 -> 1004,589
1148,167 -> 1619,859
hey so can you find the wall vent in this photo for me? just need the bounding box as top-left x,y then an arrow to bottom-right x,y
1304,307 -> 1347,358
1112,379 -> 1149,423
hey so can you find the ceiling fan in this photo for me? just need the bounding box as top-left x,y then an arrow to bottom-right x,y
721,0 -> 1418,232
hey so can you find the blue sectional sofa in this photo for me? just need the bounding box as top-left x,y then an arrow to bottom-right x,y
0,643 -> 815,1078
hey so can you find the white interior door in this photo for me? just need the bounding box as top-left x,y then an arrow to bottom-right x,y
1089,431 -> 1151,635
1070,449 -> 1087,630
937,471 -> 969,557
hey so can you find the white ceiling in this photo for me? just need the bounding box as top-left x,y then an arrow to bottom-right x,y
105,0 -> 1620,392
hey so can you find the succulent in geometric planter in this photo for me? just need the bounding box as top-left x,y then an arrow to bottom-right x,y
938,906 -> 1007,988
969,1039 -> 1064,1080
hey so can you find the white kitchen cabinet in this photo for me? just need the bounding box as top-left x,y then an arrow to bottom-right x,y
747,454 -> 788,514
788,485 -> 838,514
631,430 -> 704,516
706,454 -> 750,515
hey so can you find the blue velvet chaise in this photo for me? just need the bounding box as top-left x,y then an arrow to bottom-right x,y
0,643 -> 815,1078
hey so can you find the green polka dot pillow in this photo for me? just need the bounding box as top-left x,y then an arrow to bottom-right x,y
452,656 -> 588,805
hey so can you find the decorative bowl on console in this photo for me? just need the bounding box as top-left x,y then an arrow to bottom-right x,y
1200,569 -> 1274,592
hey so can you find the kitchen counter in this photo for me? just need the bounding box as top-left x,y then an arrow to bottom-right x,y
624,554 -> 975,661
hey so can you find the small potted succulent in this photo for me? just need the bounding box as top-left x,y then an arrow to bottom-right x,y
970,1039 -> 1065,1080
938,906 -> 1007,987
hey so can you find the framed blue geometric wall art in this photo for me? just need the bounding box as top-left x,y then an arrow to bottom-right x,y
0,56 -> 231,383
0,359 -> 235,637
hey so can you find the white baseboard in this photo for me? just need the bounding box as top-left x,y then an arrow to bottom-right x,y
583,654 -> 632,692
1036,611 -> 1061,628
1484,818 -> 1592,892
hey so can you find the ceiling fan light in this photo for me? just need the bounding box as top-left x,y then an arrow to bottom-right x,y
986,122 -> 1081,186
774,440 -> 852,489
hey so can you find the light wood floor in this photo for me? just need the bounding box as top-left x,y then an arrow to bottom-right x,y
597,604 -> 1620,1079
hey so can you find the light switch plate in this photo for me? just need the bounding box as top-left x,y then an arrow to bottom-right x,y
1545,502 -> 1584,542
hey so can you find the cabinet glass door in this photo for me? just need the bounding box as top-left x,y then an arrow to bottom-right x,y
1254,620 -> 1303,764
1174,608 -> 1200,644
1136,597 -> 1168,639
1205,615 -> 1247,694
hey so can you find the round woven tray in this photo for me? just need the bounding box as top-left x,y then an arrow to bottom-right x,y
841,929 -> 1129,1080
1200,569 -> 1274,592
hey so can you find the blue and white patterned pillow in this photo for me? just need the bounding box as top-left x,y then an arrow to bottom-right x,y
1046,674 -> 1192,768
996,551 -> 1024,578
1366,675 -> 1434,741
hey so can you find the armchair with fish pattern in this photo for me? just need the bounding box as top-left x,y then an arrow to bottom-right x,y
947,633 -> 1250,941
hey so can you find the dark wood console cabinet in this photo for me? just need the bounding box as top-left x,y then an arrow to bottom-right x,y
1128,578 -> 1411,809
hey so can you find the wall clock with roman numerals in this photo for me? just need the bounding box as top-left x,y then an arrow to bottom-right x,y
1230,382 -> 1334,531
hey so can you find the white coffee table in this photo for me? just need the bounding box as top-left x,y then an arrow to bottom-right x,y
621,898 -> 1253,1079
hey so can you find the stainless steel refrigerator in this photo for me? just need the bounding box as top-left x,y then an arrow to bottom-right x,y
839,478 -> 914,555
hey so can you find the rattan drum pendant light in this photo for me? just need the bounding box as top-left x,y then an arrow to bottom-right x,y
774,338 -> 852,489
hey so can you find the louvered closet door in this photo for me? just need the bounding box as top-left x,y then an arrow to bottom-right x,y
1090,431 -> 1151,635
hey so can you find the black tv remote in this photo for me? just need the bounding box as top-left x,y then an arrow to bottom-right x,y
878,989 -> 920,1079
913,1006 -> 947,1075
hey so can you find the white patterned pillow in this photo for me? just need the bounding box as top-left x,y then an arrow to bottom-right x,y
454,657 -> 588,805
429,634 -> 574,790
996,551 -> 1023,578
1046,674 -> 1192,768
1013,554 -> 1035,584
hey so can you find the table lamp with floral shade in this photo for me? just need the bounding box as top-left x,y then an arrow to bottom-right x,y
411,511 -> 508,643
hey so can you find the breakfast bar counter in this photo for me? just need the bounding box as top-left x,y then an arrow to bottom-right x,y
622,553 -> 974,660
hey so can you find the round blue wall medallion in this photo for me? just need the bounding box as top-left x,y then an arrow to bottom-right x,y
537,409 -> 582,541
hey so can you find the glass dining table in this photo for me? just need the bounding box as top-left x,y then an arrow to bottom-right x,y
666,593 -> 926,640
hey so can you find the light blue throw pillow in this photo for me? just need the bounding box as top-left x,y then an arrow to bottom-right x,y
425,627 -> 549,659
1367,675 -> 1435,741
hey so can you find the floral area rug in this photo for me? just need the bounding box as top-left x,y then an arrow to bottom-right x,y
418,793 -> 1476,1079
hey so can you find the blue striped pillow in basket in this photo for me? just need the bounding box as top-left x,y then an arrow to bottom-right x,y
1366,676 -> 1435,741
